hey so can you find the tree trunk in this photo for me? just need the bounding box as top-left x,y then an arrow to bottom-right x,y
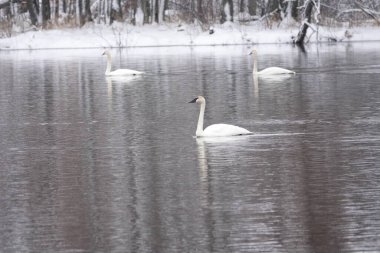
248,0 -> 256,16
294,0 -> 314,44
33,0 -> 39,14
84,0 -> 92,22
229,0 -> 234,22
54,0 -> 59,22
62,0 -> 66,13
260,0 -> 265,16
97,0 -> 102,23
220,0 -> 233,23
291,0 -> 298,19
268,0 -> 278,13
68,0 -> 73,15
118,0 -> 123,19
41,0 -> 50,28
132,0 -> 137,25
197,0 -> 206,24
285,0 -> 292,17
152,0 -> 157,23
107,0 -> 111,24
27,0 -> 38,25
239,0 -> 244,13
78,0 -> 83,25
141,0 -> 150,24
158,0 -> 166,23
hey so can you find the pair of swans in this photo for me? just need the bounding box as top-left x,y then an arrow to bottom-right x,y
102,50 -> 144,76
190,50 -> 295,137
102,48 -> 294,77
102,50 -> 249,138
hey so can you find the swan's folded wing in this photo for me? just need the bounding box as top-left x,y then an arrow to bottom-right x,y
108,69 -> 144,76
203,124 -> 252,137
259,67 -> 295,75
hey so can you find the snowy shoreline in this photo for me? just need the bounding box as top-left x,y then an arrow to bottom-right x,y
1,22 -> 380,50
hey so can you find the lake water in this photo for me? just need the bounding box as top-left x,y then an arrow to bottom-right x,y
0,43 -> 380,253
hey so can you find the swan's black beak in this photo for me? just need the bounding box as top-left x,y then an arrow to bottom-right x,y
248,51 -> 252,55
188,98 -> 197,103
102,52 -> 105,55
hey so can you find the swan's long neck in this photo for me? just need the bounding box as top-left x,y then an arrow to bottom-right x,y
196,101 -> 205,136
252,52 -> 258,75
105,53 -> 112,74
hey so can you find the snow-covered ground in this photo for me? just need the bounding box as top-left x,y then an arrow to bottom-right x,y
0,21 -> 379,50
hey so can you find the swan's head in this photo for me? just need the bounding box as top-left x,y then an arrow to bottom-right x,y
249,49 -> 257,56
102,50 -> 111,56
188,96 -> 205,105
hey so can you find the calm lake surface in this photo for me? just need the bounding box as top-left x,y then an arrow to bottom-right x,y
0,43 -> 380,253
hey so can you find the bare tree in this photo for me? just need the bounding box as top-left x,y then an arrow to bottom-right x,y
248,0 -> 256,16
62,0 -> 67,13
141,0 -> 150,24
152,0 -> 157,23
354,1 -> 380,25
294,0 -> 316,44
84,0 -> 92,23
158,0 -> 167,23
197,0 -> 206,24
78,0 -> 83,25
53,0 -> 59,23
41,0 -> 50,28
27,0 -> 38,26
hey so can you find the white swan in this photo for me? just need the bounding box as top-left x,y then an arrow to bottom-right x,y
102,50 -> 144,76
189,96 -> 252,137
249,49 -> 295,76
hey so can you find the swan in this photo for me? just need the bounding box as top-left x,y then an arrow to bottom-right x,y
249,49 -> 295,76
189,96 -> 252,137
102,50 -> 144,76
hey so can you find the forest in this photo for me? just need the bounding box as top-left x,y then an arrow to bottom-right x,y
0,0 -> 379,40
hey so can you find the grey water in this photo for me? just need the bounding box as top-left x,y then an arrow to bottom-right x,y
0,43 -> 379,253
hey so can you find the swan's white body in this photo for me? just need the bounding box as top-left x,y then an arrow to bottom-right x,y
250,49 -> 295,76
189,96 -> 252,137
103,50 -> 144,76
201,124 -> 252,137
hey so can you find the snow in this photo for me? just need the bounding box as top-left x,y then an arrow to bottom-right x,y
0,21 -> 380,50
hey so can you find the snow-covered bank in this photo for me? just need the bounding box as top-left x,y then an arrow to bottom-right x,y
0,22 -> 380,50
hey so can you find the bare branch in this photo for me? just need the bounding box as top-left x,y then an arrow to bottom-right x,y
354,1 -> 380,25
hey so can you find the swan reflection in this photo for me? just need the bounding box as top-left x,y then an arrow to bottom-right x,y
256,74 -> 293,81
106,75 -> 143,97
106,75 -> 143,83
252,74 -> 259,96
196,138 -> 208,184
196,135 -> 253,182
195,135 -> 253,213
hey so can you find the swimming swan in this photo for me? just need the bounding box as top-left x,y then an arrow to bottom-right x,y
249,49 -> 295,76
102,50 -> 144,76
189,96 -> 252,137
